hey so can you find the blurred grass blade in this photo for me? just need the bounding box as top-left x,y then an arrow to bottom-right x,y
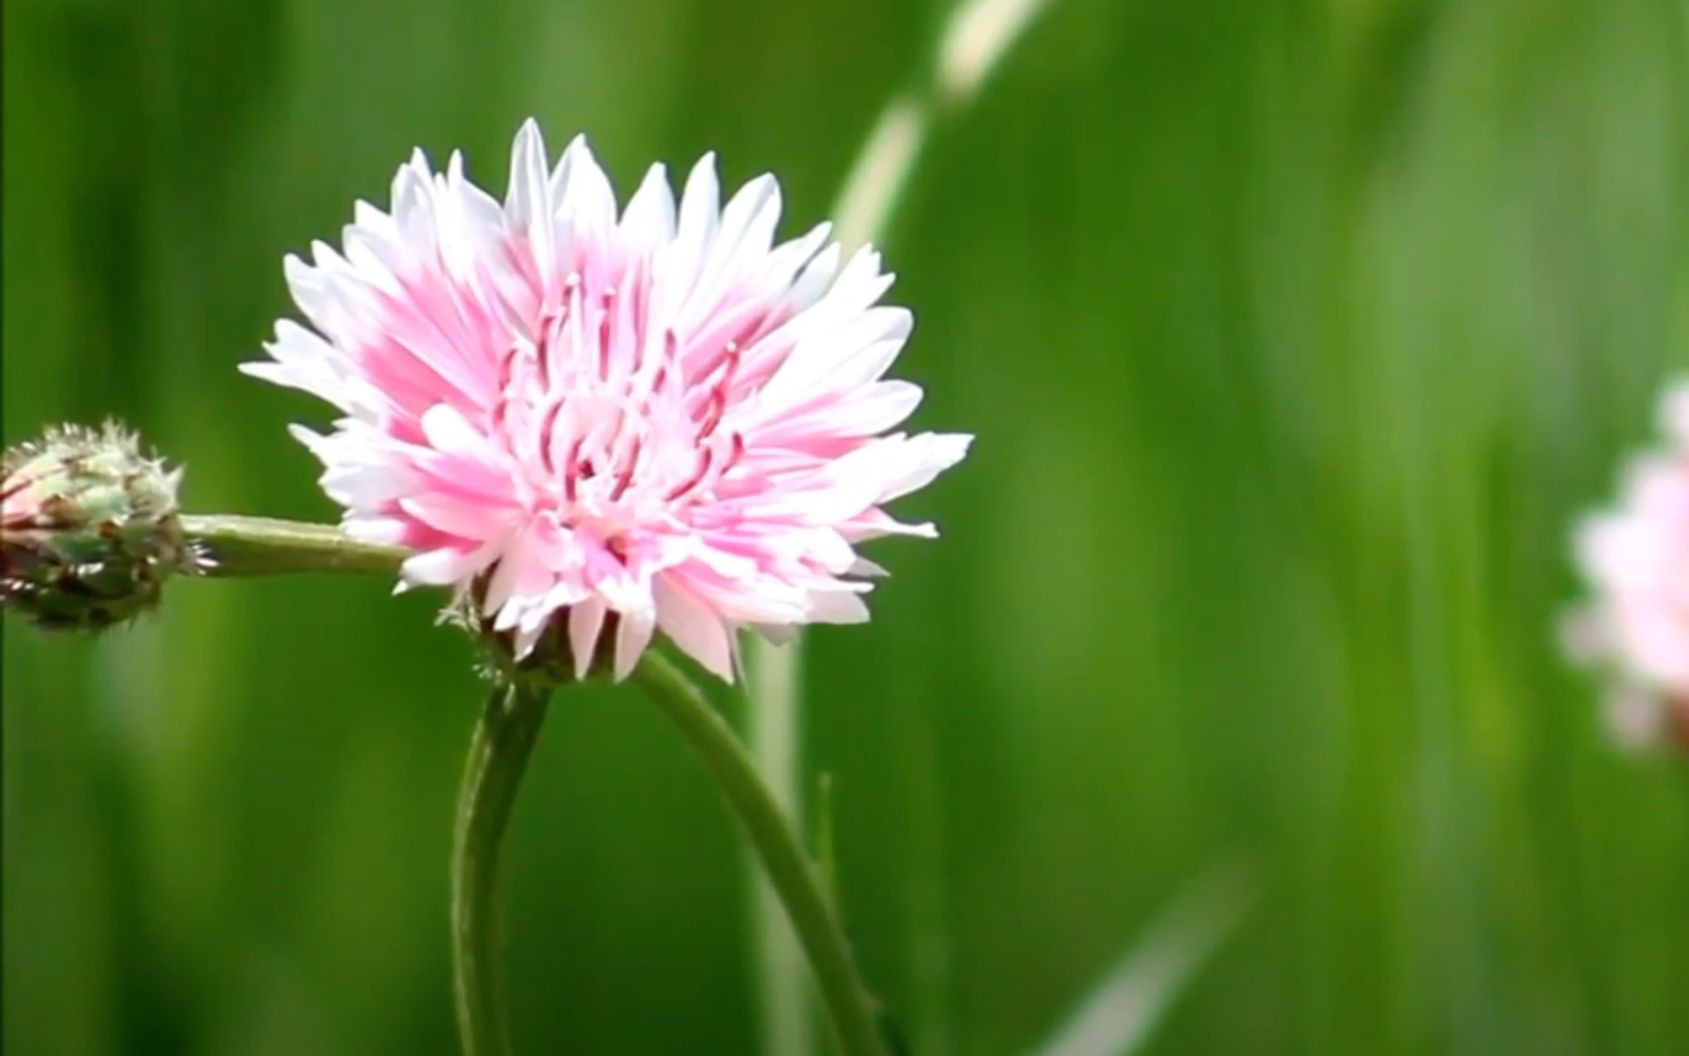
1028,865 -> 1253,1056
938,0 -> 1056,104
746,638 -> 812,1056
832,96 -> 928,253
745,3 -> 1061,1052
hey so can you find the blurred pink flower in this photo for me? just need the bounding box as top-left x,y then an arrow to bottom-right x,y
245,120 -> 969,681
1569,381 -> 1689,750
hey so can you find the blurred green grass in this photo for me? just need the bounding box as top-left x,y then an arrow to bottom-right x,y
4,0 -> 1687,1053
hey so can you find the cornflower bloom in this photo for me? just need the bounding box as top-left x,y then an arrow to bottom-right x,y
245,120 -> 970,681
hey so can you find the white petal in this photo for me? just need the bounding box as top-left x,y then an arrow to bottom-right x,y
758,319 -> 910,409
620,163 -> 677,251
509,617 -> 548,660
342,515 -> 410,546
420,403 -> 495,459
286,423 -> 329,454
849,556 -> 890,578
238,362 -> 343,414
391,150 -> 439,250
746,380 -> 924,444
676,174 -> 782,331
283,254 -> 333,329
839,510 -> 940,541
481,530 -> 538,615
875,432 -> 973,503
445,152 -> 507,242
505,119 -> 556,286
552,134 -> 618,232
659,152 -> 721,316
242,320 -> 371,413
805,246 -> 894,326
319,461 -> 408,507
758,222 -> 832,300
654,576 -> 735,681
785,241 -> 842,312
706,174 -> 782,278
807,589 -> 871,624
568,597 -> 609,680
401,545 -> 492,588
613,608 -> 657,681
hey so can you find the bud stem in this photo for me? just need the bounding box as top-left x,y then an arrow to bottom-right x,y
179,514 -> 407,578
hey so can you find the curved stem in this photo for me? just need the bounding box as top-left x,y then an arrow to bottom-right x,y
452,681 -> 553,1056
745,10 -> 1057,1050
179,514 -> 407,577
631,651 -> 888,1056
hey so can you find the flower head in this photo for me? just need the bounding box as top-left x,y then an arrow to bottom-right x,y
1568,381 -> 1689,751
245,120 -> 970,681
1,421 -> 186,631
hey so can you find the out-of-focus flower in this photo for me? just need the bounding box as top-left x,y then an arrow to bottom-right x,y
245,120 -> 970,682
1,422 -> 186,631
1567,381 -> 1689,751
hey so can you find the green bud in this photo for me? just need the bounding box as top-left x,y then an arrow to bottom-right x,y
1,421 -> 187,632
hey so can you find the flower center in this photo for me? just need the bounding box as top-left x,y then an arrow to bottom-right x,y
489,272 -> 759,536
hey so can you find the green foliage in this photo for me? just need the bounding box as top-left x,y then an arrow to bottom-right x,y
4,0 -> 1686,1053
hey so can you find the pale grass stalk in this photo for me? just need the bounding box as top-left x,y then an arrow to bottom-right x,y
745,2 -> 1059,1051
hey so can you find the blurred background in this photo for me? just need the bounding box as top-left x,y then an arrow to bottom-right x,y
5,0 -> 1688,1053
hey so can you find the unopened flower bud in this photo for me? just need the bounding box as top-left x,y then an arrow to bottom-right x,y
1,421 -> 187,631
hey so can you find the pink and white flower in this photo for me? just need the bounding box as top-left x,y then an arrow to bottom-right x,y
244,120 -> 970,681
1568,381 -> 1689,750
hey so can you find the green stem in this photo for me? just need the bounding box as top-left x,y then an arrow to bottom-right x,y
451,681 -> 553,1056
631,651 -> 888,1056
179,514 -> 407,577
